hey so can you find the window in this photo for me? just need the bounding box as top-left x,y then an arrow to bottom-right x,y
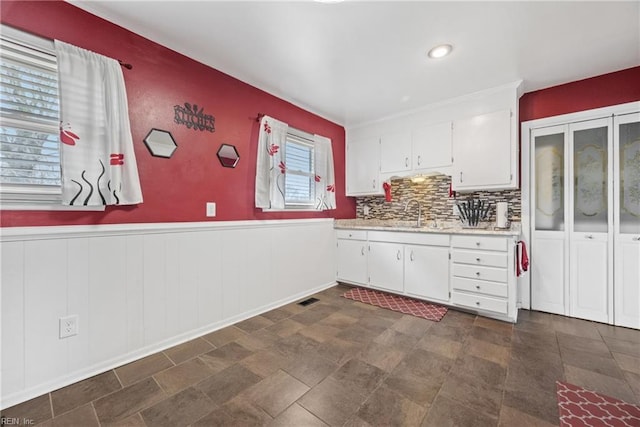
0,25 -> 63,207
284,130 -> 315,208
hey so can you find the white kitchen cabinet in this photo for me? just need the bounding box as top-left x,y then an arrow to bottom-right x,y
452,109 -> 515,191
450,235 -> 517,320
405,244 -> 449,302
336,229 -> 368,285
368,241 -> 404,293
346,136 -> 382,196
412,121 -> 452,171
380,132 -> 412,174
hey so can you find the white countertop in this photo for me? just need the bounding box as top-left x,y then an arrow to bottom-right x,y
335,219 -> 521,237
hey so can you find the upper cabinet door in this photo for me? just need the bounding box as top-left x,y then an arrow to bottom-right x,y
346,137 -> 383,196
412,121 -> 452,171
452,109 -> 514,191
380,132 -> 412,173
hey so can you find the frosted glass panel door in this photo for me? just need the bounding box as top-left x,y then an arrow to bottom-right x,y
569,118 -> 612,323
614,112 -> 640,329
531,125 -> 568,315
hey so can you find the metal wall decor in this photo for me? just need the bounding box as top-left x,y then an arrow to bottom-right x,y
174,102 -> 215,132
217,144 -> 240,168
144,129 -> 177,158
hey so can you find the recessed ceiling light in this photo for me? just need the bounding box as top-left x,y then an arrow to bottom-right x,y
427,44 -> 453,59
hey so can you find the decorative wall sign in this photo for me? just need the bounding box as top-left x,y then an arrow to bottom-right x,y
174,102 -> 215,132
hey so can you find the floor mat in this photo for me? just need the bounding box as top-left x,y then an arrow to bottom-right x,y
556,381 -> 640,427
342,287 -> 447,322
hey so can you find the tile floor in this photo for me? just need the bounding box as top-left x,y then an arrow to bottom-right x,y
2,284 -> 639,426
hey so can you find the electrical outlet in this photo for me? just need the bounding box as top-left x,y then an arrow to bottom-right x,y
206,202 -> 216,217
59,315 -> 78,339
453,205 -> 459,216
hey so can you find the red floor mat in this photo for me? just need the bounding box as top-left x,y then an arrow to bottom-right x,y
342,287 -> 447,322
557,381 -> 640,427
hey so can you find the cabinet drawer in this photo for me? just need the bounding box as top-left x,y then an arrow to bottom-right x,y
451,277 -> 508,298
451,291 -> 508,314
451,250 -> 508,268
451,235 -> 508,252
368,231 -> 449,246
452,264 -> 508,283
336,229 -> 367,240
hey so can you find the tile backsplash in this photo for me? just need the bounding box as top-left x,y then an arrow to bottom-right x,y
355,175 -> 521,225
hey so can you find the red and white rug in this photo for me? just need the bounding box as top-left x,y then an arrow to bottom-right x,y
556,381 -> 640,427
342,287 -> 447,322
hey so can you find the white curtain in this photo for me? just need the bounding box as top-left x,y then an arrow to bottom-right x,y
54,40 -> 142,206
314,134 -> 336,210
255,115 -> 288,209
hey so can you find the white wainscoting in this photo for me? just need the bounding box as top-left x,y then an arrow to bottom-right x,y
0,218 -> 337,409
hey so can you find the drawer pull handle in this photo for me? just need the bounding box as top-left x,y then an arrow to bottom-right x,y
405,157 -> 409,167
475,242 -> 481,246
475,272 -> 481,276
476,285 -> 480,290
417,155 -> 421,166
475,301 -> 480,306
633,236 -> 640,241
476,257 -> 481,262
585,235 -> 594,239
361,247 -> 365,256
397,250 -> 401,260
410,251 -> 415,261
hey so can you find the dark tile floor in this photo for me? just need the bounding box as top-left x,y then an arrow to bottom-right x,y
2,284 -> 639,426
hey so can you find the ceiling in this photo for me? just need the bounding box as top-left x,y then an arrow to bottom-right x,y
69,1 -> 640,127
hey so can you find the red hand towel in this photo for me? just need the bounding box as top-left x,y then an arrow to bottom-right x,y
383,182 -> 392,202
520,240 -> 529,272
516,242 -> 521,277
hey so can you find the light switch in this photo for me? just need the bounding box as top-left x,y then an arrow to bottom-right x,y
206,202 -> 216,217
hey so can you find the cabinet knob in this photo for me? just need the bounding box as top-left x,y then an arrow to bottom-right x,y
476,285 -> 480,290
397,250 -> 402,260
475,272 -> 481,276
475,301 -> 480,306
410,251 -> 415,261
361,246 -> 365,256
634,236 -> 640,241
476,257 -> 481,262
585,235 -> 594,239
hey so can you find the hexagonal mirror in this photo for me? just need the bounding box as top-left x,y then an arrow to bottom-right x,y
144,129 -> 177,158
217,143 -> 240,168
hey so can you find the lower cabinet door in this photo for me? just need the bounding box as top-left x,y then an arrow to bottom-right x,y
405,244 -> 449,302
336,239 -> 367,285
368,241 -> 404,292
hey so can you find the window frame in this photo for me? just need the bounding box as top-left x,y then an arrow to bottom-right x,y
0,24 -> 103,211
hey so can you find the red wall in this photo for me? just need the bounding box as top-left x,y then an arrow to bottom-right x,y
0,0 -> 356,227
520,66 -> 640,122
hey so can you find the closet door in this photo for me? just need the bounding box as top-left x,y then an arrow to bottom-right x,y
614,112 -> 640,329
530,125 -> 569,315
569,118 -> 613,323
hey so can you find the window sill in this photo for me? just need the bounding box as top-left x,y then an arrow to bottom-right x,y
0,202 -> 106,212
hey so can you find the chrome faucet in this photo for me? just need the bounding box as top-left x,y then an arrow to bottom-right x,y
404,200 -> 422,227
